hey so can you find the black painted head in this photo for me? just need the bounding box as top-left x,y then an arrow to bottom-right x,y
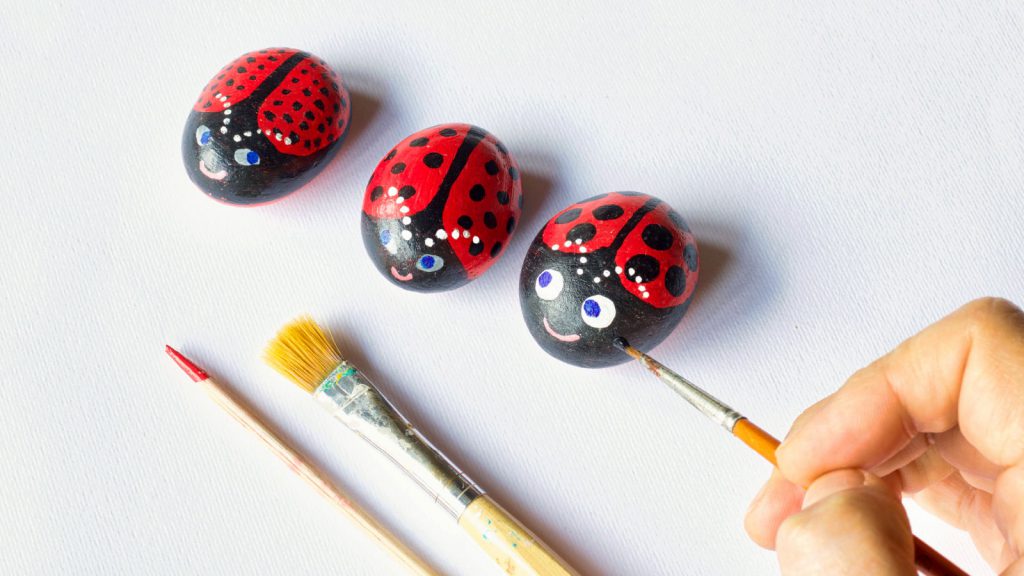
519,192 -> 700,368
183,108 -> 337,205
182,48 -> 349,206
361,204 -> 467,291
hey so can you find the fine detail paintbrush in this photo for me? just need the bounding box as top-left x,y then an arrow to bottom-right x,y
165,345 -> 436,576
264,316 -> 578,576
612,337 -> 968,576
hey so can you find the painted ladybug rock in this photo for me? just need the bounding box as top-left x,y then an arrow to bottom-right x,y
361,124 -> 522,292
519,192 -> 699,368
182,48 -> 350,205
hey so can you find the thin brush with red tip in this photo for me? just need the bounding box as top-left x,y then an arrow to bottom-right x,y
165,345 -> 435,576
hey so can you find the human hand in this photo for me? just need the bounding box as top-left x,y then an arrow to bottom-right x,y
744,298 -> 1024,575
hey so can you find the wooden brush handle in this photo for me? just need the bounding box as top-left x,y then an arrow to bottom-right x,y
732,418 -> 780,466
458,496 -> 578,576
200,379 -> 436,575
731,419 -> 967,576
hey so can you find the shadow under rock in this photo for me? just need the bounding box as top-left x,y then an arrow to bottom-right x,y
657,218 -> 778,357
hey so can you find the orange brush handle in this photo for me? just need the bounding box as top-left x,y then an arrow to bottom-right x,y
731,419 -> 969,576
731,419 -> 780,466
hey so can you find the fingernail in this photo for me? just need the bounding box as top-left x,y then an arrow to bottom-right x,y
803,469 -> 868,508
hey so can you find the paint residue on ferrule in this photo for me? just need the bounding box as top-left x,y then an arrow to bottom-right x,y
312,363 -> 483,518
631,348 -> 744,431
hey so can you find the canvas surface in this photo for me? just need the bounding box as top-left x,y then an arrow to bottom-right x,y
1,1 -> 1021,574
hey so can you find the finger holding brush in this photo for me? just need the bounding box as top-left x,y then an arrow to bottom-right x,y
264,316 -> 579,576
614,336 -> 969,576
745,298 -> 1024,575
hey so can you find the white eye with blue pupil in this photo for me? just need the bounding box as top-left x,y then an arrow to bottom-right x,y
416,255 -> 444,272
234,148 -> 260,166
379,229 -> 398,255
535,269 -> 564,300
581,295 -> 616,328
196,125 -> 211,145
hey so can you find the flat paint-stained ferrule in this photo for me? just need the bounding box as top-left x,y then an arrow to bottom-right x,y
312,363 -> 483,517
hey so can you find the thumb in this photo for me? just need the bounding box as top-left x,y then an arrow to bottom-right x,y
776,469 -> 915,576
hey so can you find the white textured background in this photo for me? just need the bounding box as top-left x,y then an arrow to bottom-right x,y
1,1 -> 1022,574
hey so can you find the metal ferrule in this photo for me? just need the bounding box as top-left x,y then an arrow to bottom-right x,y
312,363 -> 483,518
645,356 -> 744,432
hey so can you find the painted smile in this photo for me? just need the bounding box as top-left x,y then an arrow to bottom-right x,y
199,159 -> 227,180
543,317 -> 580,342
390,266 -> 413,281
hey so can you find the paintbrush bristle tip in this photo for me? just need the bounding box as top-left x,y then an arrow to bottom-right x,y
612,337 -> 645,361
264,316 -> 343,393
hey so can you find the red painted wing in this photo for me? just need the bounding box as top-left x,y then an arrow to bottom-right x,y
257,57 -> 349,156
192,48 -> 299,112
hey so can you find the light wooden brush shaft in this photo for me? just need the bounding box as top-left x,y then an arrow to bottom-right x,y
458,496 -> 578,576
199,378 -> 436,576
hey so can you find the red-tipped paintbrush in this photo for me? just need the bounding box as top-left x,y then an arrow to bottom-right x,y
166,345 -> 435,575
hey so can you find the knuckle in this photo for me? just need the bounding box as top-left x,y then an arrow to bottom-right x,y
962,297 -> 1024,335
848,362 -> 880,385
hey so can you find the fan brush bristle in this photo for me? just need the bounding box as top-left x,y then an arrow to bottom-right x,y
264,315 -> 343,393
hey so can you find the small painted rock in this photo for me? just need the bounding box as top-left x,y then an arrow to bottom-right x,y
519,192 -> 699,368
361,124 -> 522,292
182,48 -> 350,205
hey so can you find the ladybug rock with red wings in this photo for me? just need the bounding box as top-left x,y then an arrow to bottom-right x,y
182,48 -> 350,205
362,124 -> 522,292
519,192 -> 699,368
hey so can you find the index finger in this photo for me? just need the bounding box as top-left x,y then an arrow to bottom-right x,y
776,297 -> 1024,488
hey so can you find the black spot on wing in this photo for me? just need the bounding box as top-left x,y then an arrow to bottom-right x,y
555,208 -> 582,224
423,153 -> 444,168
567,223 -> 596,244
625,254 -> 660,282
593,204 -> 624,220
665,265 -> 687,297
684,243 -> 698,271
641,224 -> 674,250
